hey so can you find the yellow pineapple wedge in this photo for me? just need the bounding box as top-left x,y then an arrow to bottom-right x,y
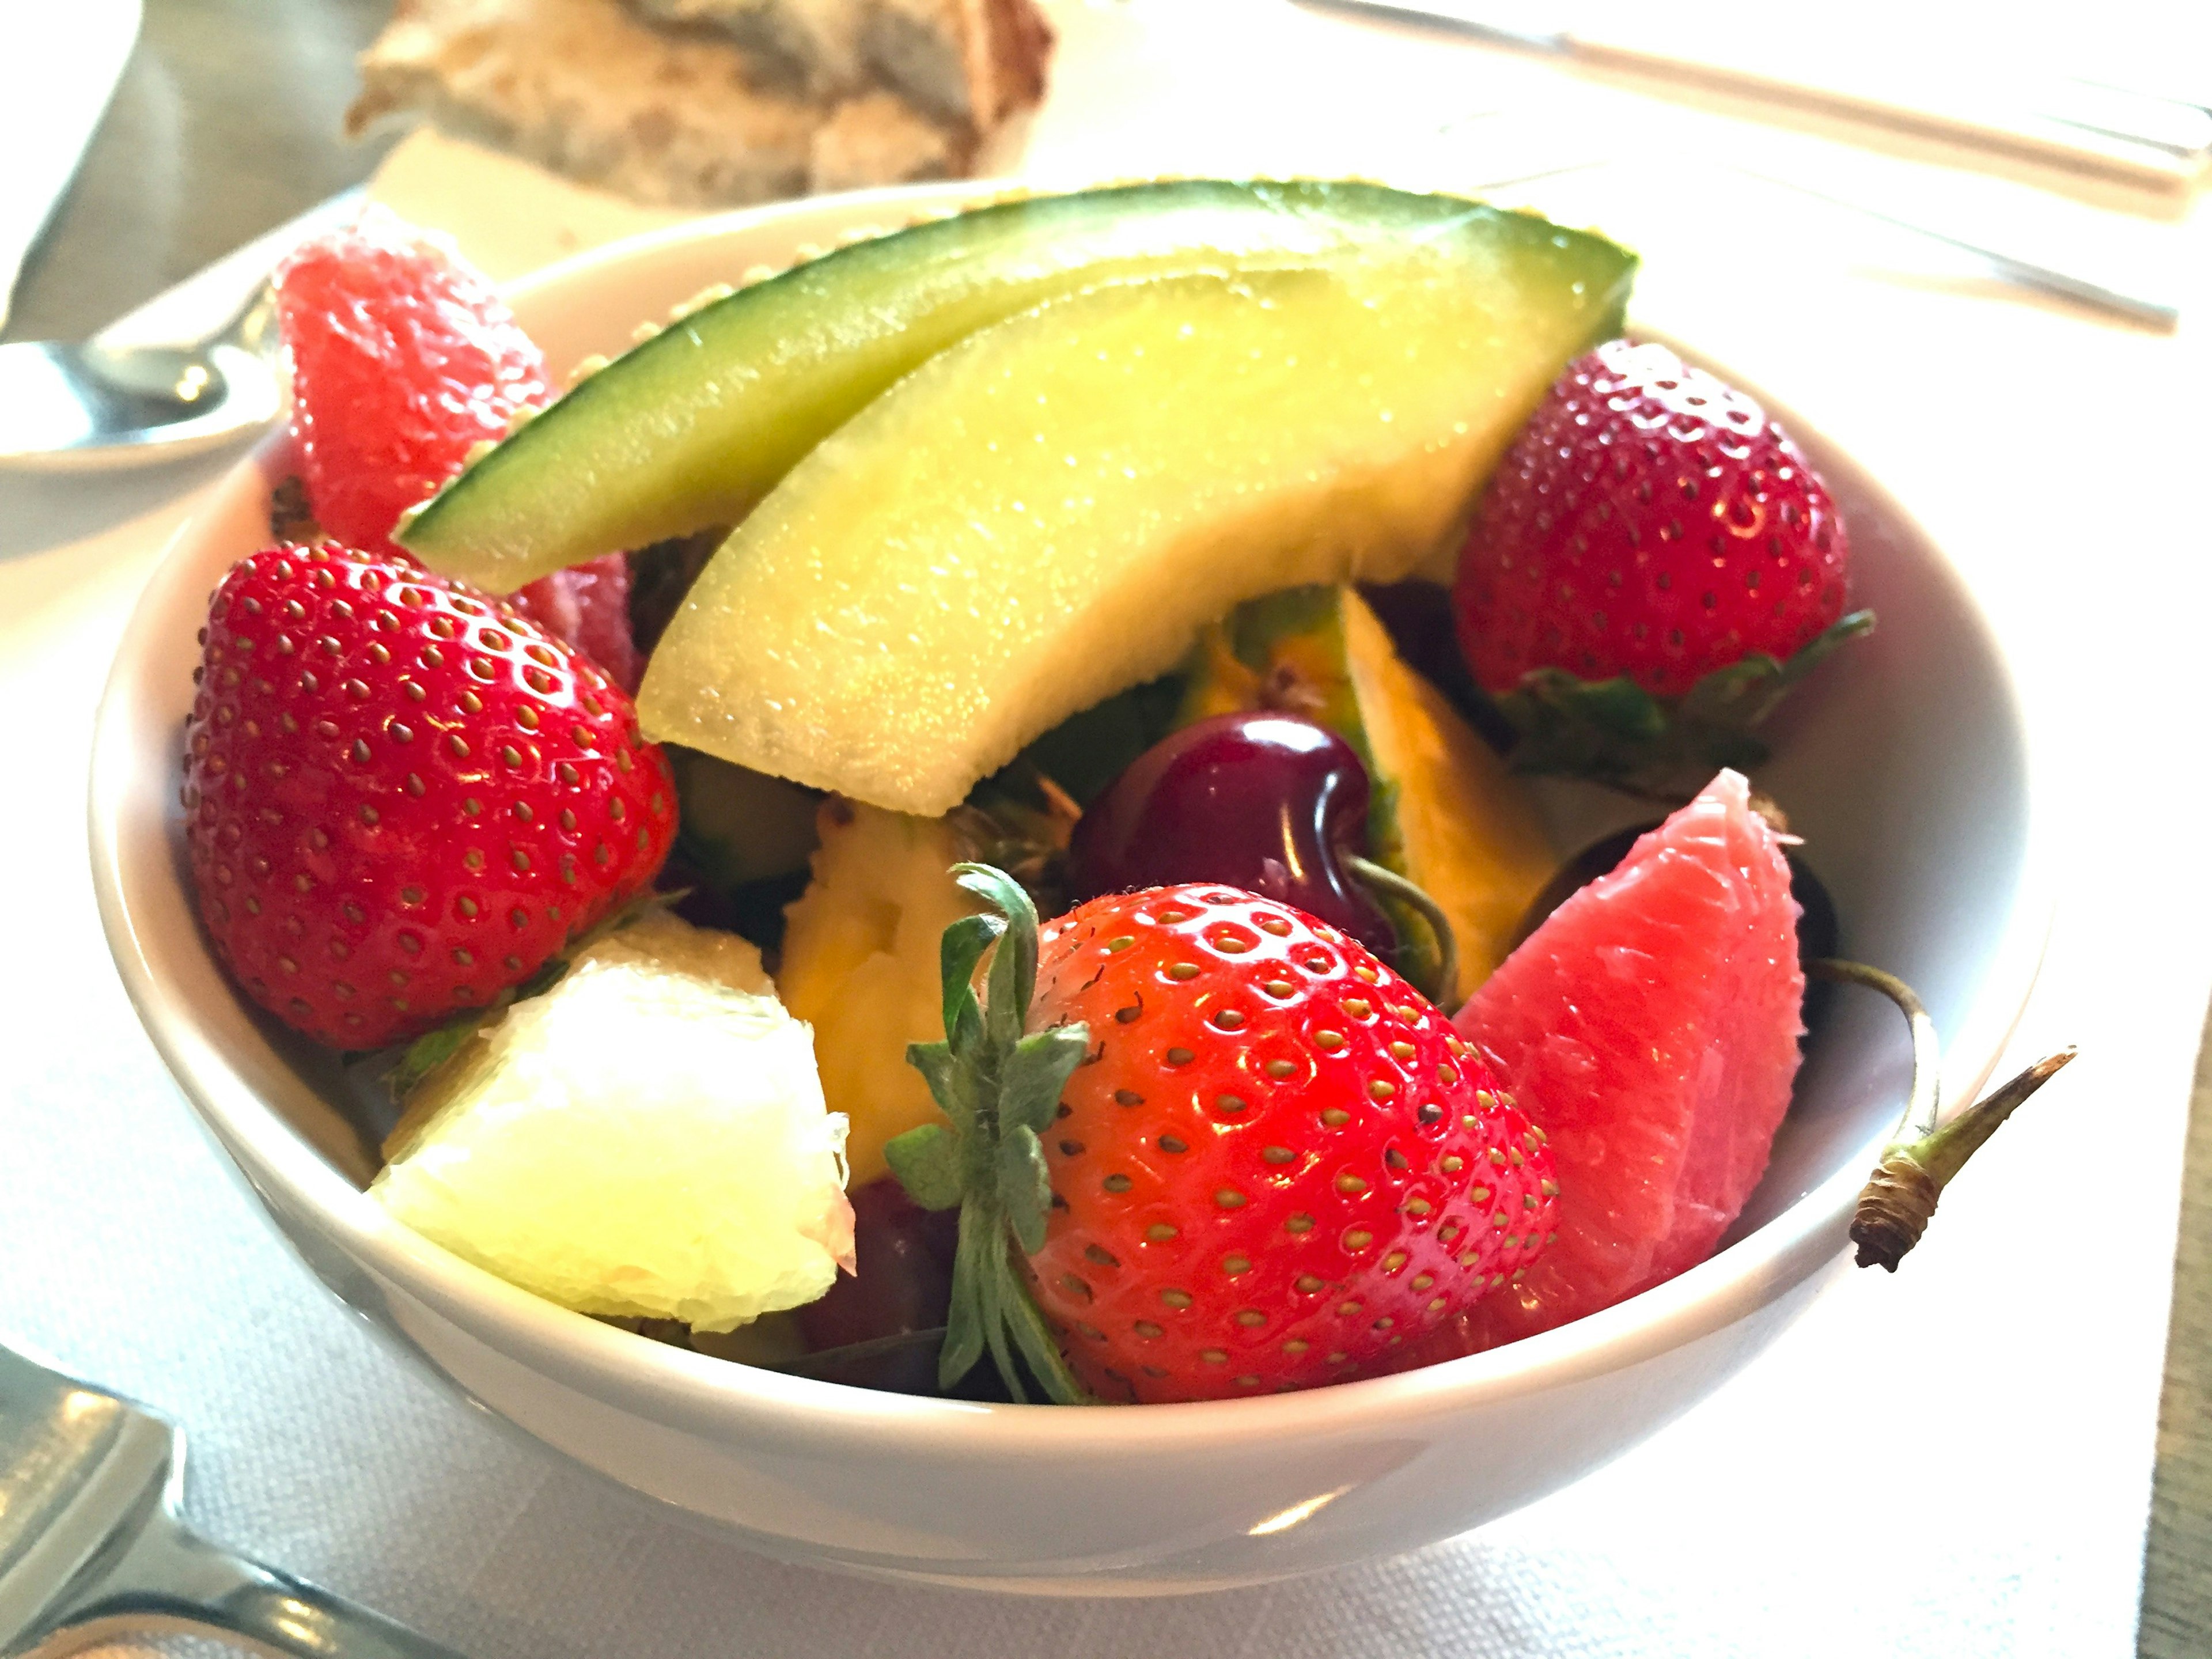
372,911 -> 853,1332
1338,592 -> 1555,998
776,801 -> 984,1185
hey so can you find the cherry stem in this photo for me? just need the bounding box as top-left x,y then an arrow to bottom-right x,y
1345,855 -> 1459,1008
1807,959 -> 1941,1139
1808,958 -> 2074,1272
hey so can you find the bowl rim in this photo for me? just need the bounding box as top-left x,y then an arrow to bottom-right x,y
88,179 -> 2055,1457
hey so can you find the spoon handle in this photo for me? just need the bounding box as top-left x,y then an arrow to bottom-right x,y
22,1506 -> 465,1659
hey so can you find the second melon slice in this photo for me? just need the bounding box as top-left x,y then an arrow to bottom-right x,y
642,256 -> 1619,815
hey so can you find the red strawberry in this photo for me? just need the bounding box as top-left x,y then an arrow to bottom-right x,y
274,210 -> 549,559
1452,339 -> 1869,794
507,553 -> 642,694
182,543 -> 677,1050
884,869 -> 1557,1404
1457,336 -> 1849,696
273,210 -> 639,689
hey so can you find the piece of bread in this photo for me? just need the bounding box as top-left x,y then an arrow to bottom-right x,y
630,0 -> 872,99
806,88 -> 960,193
873,0 -> 1053,128
632,0 -> 1051,128
347,0 -> 1040,209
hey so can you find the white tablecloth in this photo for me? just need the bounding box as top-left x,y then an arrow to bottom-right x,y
9,4 -> 2211,1654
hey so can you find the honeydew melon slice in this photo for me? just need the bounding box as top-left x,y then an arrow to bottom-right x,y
639,252 -> 1620,816
397,180 -> 1634,590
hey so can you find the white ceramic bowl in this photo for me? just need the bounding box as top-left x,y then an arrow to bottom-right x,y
90,182 -> 2050,1596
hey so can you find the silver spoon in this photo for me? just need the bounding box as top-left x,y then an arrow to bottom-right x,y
0,1335 -> 462,1657
0,291 -> 280,469
0,188 -> 362,471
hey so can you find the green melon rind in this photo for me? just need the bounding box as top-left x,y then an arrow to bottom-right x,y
396,180 -> 1637,592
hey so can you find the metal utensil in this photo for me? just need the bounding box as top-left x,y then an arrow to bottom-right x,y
1304,0 -> 2212,193
0,0 -> 142,335
0,187 -> 363,471
0,1336 -> 462,1658
1731,166 -> 2183,332
1429,113 -> 2183,331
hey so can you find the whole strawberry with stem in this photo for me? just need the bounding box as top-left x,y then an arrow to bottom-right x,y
886,868 -> 1557,1404
183,541 -> 676,1050
1454,338 -> 1870,796
272,209 -> 639,690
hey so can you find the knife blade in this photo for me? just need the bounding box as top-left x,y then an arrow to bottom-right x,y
0,0 -> 142,336
1301,0 -> 2211,193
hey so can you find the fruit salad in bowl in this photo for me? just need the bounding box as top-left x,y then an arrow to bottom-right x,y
90,179 -> 2052,1591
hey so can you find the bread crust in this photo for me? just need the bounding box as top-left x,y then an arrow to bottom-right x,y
624,0 -> 1052,127
349,0 -> 1047,207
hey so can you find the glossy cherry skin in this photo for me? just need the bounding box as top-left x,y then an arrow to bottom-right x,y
794,1177 -> 958,1395
1064,711 -> 1395,957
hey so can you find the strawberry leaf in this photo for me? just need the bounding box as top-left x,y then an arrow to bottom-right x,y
904,1041 -> 972,1139
895,862 -> 1096,1406
957,863 -> 1040,1051
996,1248 -> 1090,1404
1490,609 -> 1874,799
884,1121 -> 963,1213
998,1126 -> 1052,1254
389,1014 -> 488,1099
936,911 -> 1002,1054
980,1249 -> 1026,1404
999,1027 -> 1090,1138
940,1207 -> 991,1390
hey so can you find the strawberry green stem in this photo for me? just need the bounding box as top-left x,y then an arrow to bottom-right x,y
885,863 -> 1096,1405
1807,959 -> 2074,1271
1344,854 -> 1458,1007
1491,608 -> 1876,798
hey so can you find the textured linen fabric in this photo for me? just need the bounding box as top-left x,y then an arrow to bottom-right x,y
7,2 -> 2211,1653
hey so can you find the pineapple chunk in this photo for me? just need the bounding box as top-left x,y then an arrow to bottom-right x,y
1338,592 -> 1555,997
372,911 -> 853,1332
640,255 -> 1616,815
775,800 -> 981,1185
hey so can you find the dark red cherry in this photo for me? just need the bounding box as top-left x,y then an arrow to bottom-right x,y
793,1177 -> 957,1393
1065,711 -> 1395,957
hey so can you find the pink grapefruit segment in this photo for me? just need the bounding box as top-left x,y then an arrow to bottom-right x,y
1442,768 -> 1804,1354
